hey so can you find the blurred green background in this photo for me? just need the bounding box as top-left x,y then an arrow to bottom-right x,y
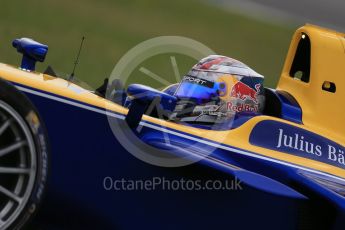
0,0 -> 294,89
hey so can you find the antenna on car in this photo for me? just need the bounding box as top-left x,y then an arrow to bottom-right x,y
68,36 -> 85,81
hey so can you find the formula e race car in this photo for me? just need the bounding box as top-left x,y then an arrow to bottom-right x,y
0,24 -> 344,230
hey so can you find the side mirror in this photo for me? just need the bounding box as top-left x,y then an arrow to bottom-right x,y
125,84 -> 177,129
12,38 -> 48,71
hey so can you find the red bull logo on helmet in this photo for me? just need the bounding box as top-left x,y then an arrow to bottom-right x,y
227,102 -> 259,113
231,81 -> 261,104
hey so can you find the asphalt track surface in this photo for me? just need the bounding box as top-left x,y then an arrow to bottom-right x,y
210,0 -> 345,31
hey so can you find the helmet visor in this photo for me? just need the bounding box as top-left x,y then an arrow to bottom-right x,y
174,71 -> 226,103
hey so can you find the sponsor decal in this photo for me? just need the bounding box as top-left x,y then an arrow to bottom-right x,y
227,102 -> 259,113
193,105 -> 228,117
250,120 -> 345,169
182,75 -> 214,88
231,82 -> 261,104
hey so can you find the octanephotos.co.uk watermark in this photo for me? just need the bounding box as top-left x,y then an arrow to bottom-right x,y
103,176 -> 243,191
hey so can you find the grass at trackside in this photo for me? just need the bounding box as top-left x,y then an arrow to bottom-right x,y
0,0 -> 295,89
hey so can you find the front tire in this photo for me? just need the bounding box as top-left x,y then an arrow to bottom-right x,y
0,78 -> 49,230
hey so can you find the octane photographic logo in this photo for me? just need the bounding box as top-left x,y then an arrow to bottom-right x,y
105,36 -> 231,167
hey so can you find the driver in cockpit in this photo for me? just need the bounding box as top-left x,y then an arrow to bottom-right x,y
170,55 -> 265,128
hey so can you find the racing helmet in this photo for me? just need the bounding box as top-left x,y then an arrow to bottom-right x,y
171,55 -> 265,127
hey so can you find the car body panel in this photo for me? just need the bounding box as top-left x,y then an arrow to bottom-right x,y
0,63 -> 344,182
13,81 -> 304,229
278,24 -> 345,144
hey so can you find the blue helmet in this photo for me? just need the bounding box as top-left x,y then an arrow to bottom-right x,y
171,55 -> 265,126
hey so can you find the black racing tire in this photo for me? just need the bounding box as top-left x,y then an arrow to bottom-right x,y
0,78 -> 49,230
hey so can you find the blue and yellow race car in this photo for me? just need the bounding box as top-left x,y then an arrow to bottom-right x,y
0,24 -> 344,230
